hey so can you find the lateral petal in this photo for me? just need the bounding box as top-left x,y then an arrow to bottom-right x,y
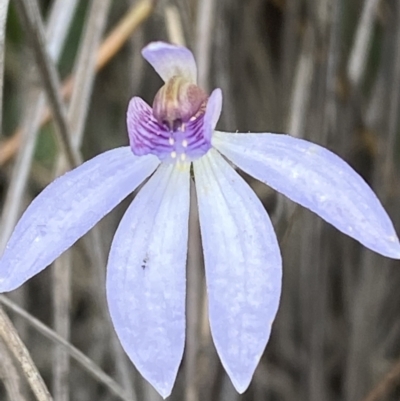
142,41 -> 197,83
194,149 -> 282,393
106,162 -> 190,399
0,148 -> 159,292
203,88 -> 222,141
213,132 -> 400,259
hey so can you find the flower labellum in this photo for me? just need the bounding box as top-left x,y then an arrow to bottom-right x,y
128,43 -> 220,165
0,41 -> 399,398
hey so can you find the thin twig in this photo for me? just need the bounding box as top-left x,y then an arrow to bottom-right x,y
52,255 -> 71,401
0,0 -> 10,140
0,339 -> 28,401
66,0 -> 112,148
14,0 -> 81,167
286,23 -> 315,138
194,0 -> 215,90
280,0 -> 301,111
321,0 -> 341,143
0,307 -> 52,401
347,0 -> 380,87
0,295 -> 134,401
164,5 -> 185,46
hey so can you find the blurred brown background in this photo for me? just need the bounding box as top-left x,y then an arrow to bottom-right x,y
1,0 -> 400,400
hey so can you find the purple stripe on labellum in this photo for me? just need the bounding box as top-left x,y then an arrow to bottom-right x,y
127,97 -> 212,163
127,73 -> 223,164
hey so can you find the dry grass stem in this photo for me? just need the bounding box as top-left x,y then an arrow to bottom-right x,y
347,0 -> 380,87
14,0 -> 81,167
164,5 -> 185,46
0,307 -> 52,401
0,0 -> 10,139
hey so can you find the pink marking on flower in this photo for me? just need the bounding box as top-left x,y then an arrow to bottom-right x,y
127,88 -> 222,163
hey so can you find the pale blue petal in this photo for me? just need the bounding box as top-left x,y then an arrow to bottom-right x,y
213,132 -> 400,259
106,162 -> 190,399
142,41 -> 197,83
194,149 -> 282,393
0,148 -> 160,292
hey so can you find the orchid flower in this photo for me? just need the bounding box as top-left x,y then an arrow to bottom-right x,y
0,41 -> 399,398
